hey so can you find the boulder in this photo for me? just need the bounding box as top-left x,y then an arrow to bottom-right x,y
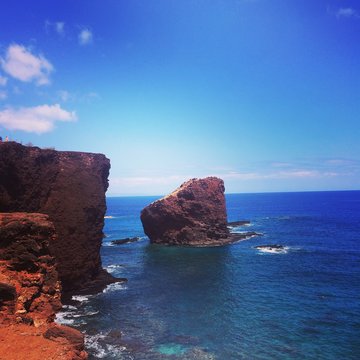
140,177 -> 231,246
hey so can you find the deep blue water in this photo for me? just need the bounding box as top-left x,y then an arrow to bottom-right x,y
57,191 -> 360,359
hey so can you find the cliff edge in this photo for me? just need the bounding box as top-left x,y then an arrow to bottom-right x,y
0,142 -> 114,293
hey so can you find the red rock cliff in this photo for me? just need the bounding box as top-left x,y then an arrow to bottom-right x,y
0,142 -> 114,293
140,177 -> 231,246
0,212 -> 61,326
0,212 -> 87,360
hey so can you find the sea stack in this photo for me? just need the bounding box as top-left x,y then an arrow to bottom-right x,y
140,177 -> 231,246
0,142 -> 115,293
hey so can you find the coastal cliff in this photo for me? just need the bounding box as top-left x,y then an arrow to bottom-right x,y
140,177 -> 232,246
0,142 -> 114,293
0,212 -> 87,359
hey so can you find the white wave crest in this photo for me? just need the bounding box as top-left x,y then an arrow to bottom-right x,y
72,295 -> 90,303
105,264 -> 124,273
72,310 -> 99,318
103,282 -> 127,293
85,333 -> 127,359
55,310 -> 75,325
257,246 -> 289,254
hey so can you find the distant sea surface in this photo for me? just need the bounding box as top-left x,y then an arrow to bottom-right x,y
57,191 -> 360,359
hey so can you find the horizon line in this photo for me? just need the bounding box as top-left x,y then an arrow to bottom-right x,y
106,188 -> 360,198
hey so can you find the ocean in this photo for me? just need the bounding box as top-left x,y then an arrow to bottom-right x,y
57,191 -> 360,359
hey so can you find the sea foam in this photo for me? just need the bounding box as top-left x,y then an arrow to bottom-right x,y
256,246 -> 289,254
85,332 -> 127,359
103,282 -> 127,294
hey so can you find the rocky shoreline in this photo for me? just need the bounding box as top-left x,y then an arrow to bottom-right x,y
0,142 -> 120,359
0,143 -> 260,359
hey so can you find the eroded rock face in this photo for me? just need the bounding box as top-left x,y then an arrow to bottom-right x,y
140,177 -> 231,246
0,142 -> 113,293
0,212 -> 62,327
0,214 -> 88,359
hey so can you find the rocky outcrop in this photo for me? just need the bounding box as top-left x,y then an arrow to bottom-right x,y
0,212 -> 87,359
0,324 -> 87,360
140,177 -> 234,246
111,237 -> 141,245
0,212 -> 61,326
0,142 -> 114,293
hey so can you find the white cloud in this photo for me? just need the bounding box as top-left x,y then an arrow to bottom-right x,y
336,8 -> 359,18
0,104 -> 77,134
0,75 -> 7,86
78,29 -> 93,45
0,91 -> 7,100
1,44 -> 54,85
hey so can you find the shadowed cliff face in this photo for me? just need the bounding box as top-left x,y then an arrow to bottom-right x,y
140,177 -> 231,246
0,142 -> 113,293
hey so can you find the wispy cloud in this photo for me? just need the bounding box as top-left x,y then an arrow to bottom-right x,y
0,75 -> 7,86
58,90 -> 71,102
45,20 -> 65,35
336,7 -> 359,19
325,158 -> 355,166
107,160 -> 360,195
0,104 -> 77,134
109,175 -> 191,195
0,44 -> 54,85
55,22 -> 65,35
0,91 -> 7,100
218,170 -> 333,181
57,90 -> 100,103
111,175 -> 189,187
78,29 -> 93,45
271,162 -> 293,168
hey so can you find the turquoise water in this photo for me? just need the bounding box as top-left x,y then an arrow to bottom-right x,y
58,191 -> 360,359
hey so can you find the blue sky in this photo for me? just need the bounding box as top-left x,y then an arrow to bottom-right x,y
0,0 -> 359,195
